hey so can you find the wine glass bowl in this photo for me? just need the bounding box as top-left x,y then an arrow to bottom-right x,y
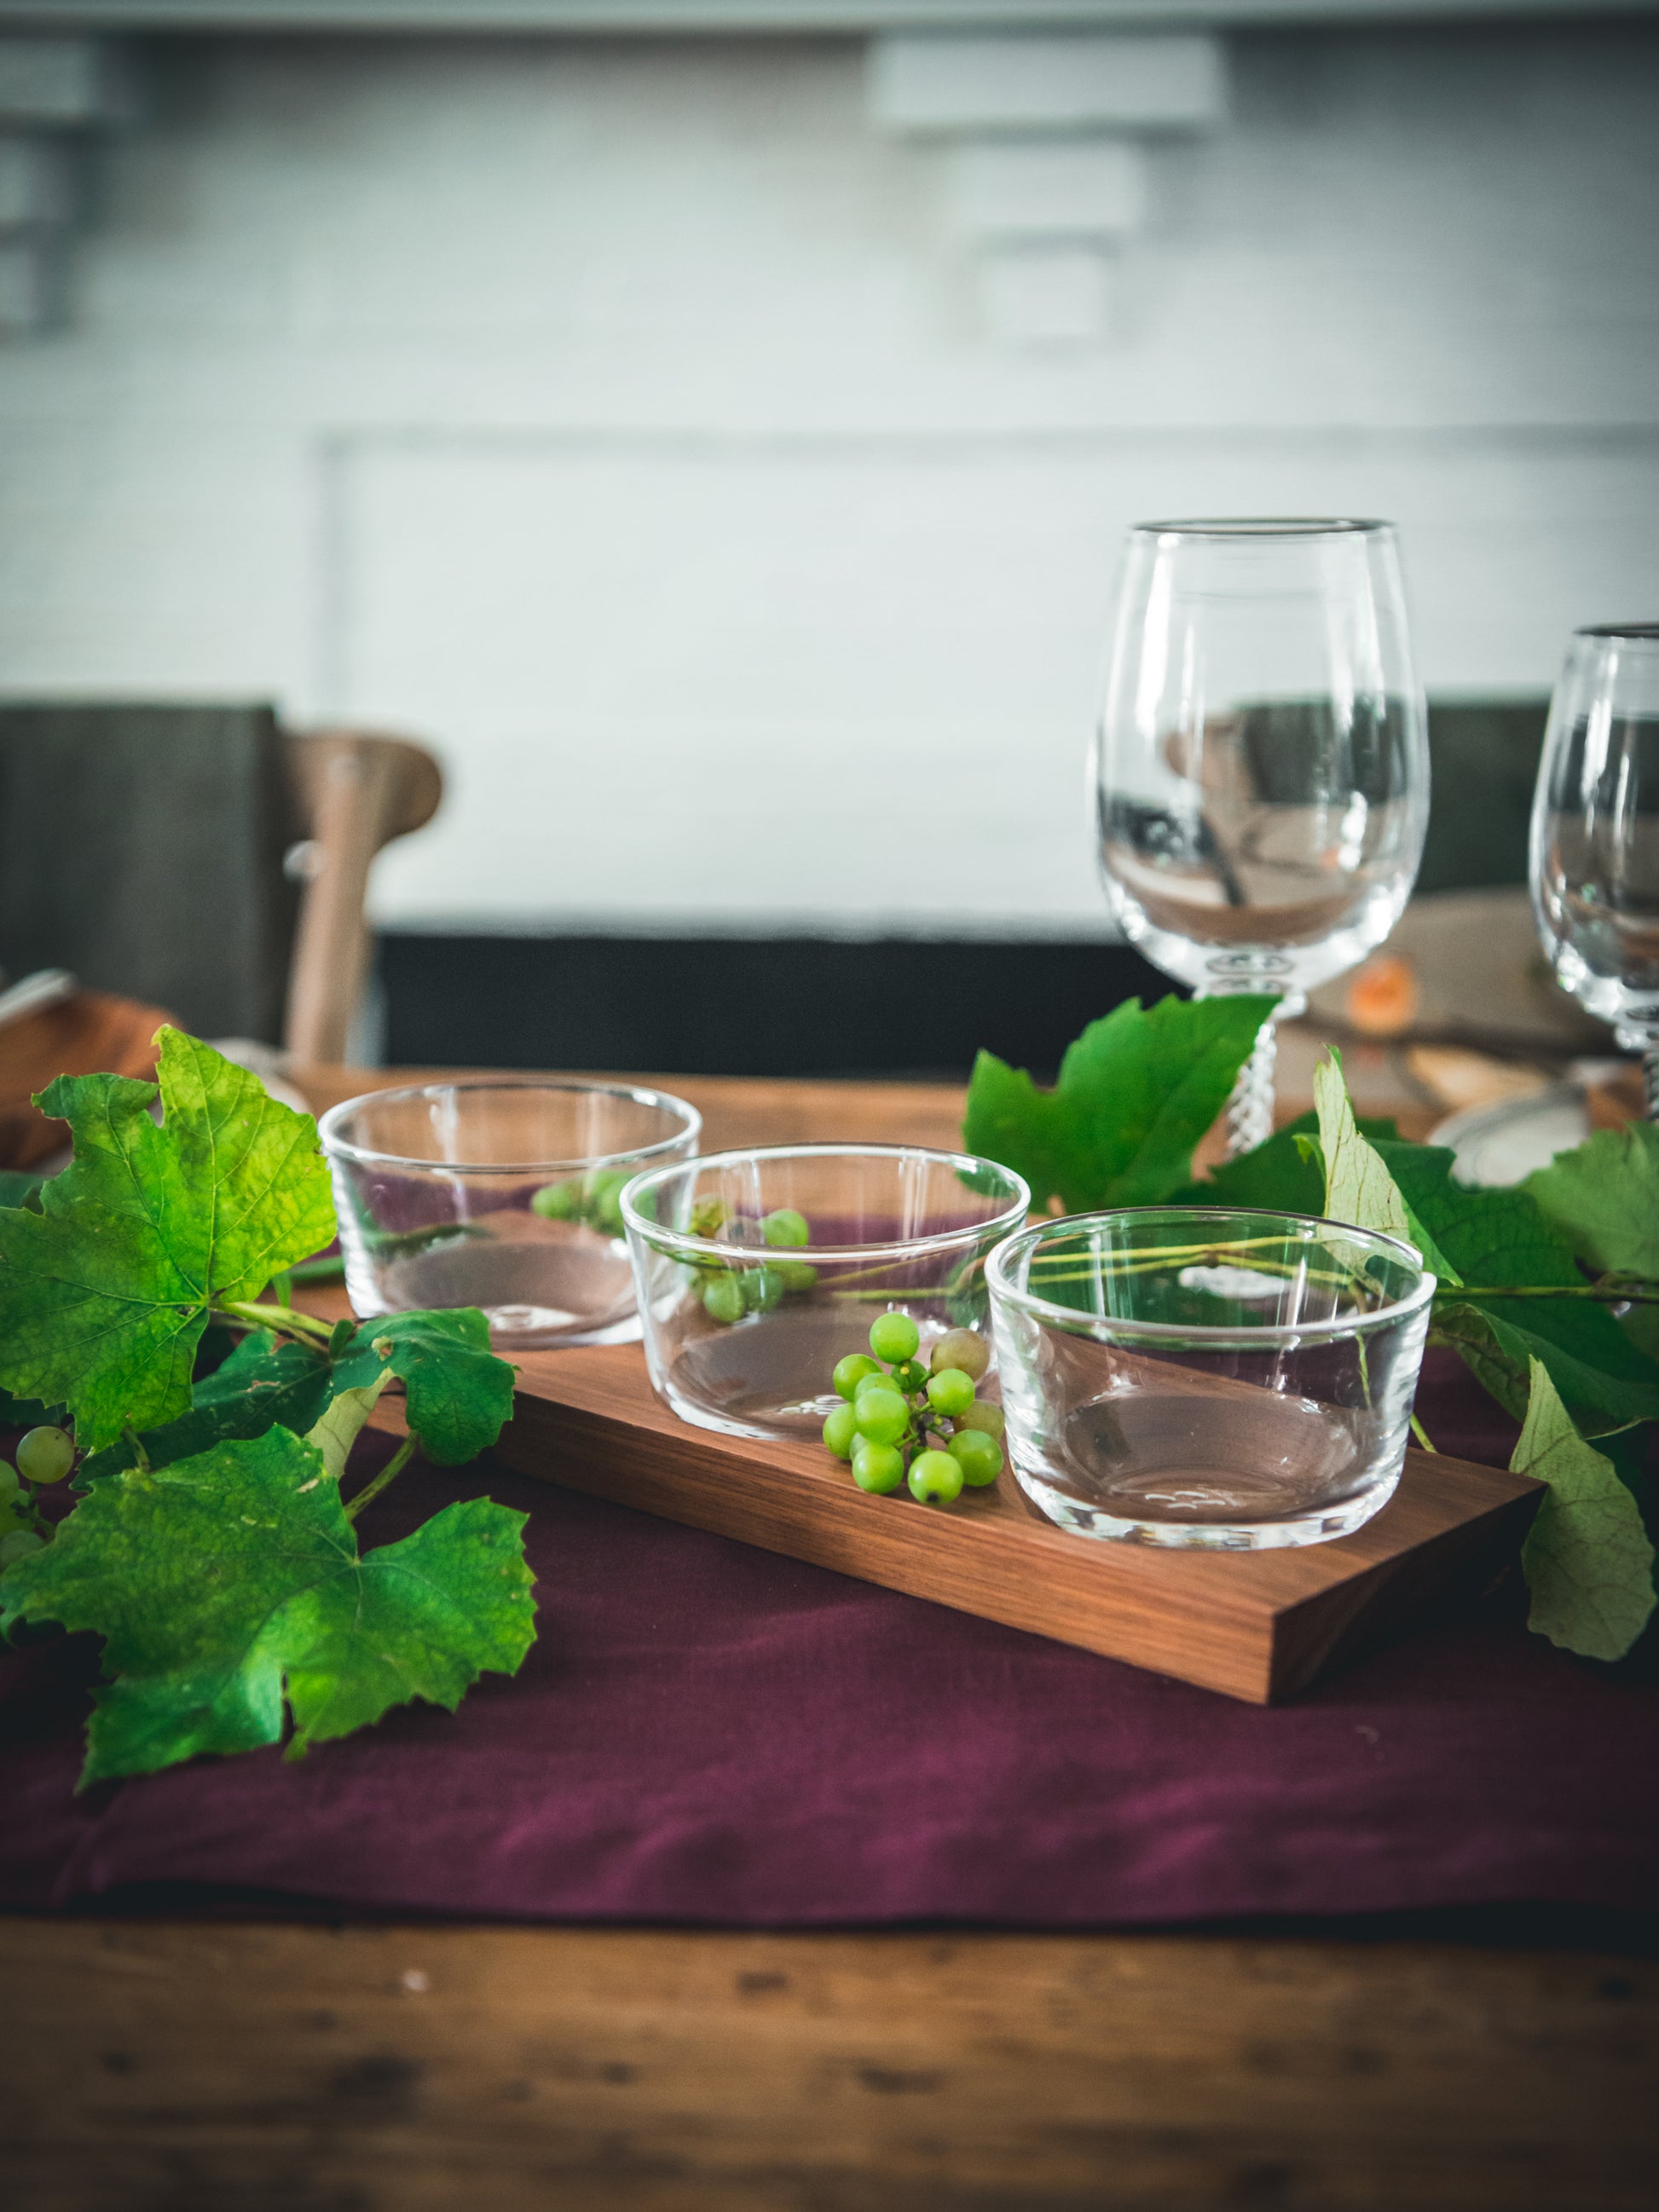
1530,622 -> 1659,1117
1094,519 -> 1430,1151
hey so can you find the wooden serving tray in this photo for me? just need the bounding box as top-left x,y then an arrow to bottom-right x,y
488,1343 -> 1542,1705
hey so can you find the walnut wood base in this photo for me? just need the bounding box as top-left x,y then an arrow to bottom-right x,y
492,1344 -> 1541,1705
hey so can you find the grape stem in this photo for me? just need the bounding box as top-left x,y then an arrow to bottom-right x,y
343,1435 -> 418,1522
215,1299 -> 338,1347
7,1484 -> 50,1535
1451,1282 -> 1659,1306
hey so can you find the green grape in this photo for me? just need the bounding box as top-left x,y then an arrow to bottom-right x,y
823,1404 -> 859,1460
851,1440 -> 905,1494
774,1260 -> 818,1293
0,1464 -> 19,1504
889,1359 -> 928,1397
741,1268 -> 783,1314
908,1449 -> 963,1505
956,1401 -> 1005,1441
926,1366 -> 975,1419
589,1169 -> 632,1235
762,1208 -> 811,1249
947,1429 -> 1002,1487
869,1311 -> 920,1365
834,1353 -> 883,1401
530,1178 -> 583,1222
690,1196 -> 731,1239
702,1273 -> 745,1325
929,1327 -> 989,1382
853,1388 -> 910,1446
0,1528 -> 43,1567
855,1369 -> 898,1402
16,1426 -> 74,1486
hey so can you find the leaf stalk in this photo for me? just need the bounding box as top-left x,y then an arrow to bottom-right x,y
343,1435 -> 418,1523
216,1299 -> 337,1346
1445,1282 -> 1659,1306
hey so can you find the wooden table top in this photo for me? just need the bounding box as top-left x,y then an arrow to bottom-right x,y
290,1045 -> 1446,1157
4,1066 -> 1649,2212
292,1063 -> 974,1154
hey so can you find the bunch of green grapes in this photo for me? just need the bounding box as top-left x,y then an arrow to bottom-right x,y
0,1424 -> 74,1568
822,1314 -> 1003,1506
686,1204 -> 818,1326
530,1165 -> 638,1238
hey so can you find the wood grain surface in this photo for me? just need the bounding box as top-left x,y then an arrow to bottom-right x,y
292,1064 -> 977,1157
498,1343 -> 1540,1703
3,1920 -> 1655,2212
289,1051 -> 1446,1157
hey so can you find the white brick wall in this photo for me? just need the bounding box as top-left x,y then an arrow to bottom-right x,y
1,21 -> 1656,933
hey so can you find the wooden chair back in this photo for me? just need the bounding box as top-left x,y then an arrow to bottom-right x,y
0,703 -> 442,1066
282,729 -> 442,1064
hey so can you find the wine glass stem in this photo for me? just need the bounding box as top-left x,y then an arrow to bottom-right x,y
1225,1020 -> 1278,1158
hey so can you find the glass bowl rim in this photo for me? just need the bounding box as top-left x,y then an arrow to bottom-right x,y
985,1204 -> 1436,1346
317,1077 -> 702,1175
1573,620 -> 1659,643
620,1141 -> 1032,1262
1130,516 -> 1392,540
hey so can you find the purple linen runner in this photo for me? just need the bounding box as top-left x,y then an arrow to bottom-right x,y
1,1353 -> 1654,1925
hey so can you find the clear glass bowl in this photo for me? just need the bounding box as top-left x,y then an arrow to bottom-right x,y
621,1143 -> 1032,1441
319,1078 -> 701,1349
986,1206 -> 1435,1550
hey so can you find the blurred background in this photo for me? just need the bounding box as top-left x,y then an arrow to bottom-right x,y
0,0 -> 1656,1089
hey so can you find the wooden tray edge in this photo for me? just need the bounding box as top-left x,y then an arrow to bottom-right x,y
485,1354 -> 1541,1706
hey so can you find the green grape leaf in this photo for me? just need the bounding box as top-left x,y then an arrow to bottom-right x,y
0,1031 -> 337,1451
77,1331 -> 334,1484
1524,1123 -> 1659,1363
1308,1055 -> 1659,1432
332,1311 -> 517,1466
962,995 -> 1277,1215
277,1496 -> 535,1755
1176,1109 -> 1398,1215
1313,1054 -> 1460,1282
1523,1122 -> 1659,1278
1511,1358 -> 1656,1661
1429,1300 -> 1648,1435
0,1424 -> 536,1785
1374,1140 -> 1659,1437
79,1308 -> 517,1484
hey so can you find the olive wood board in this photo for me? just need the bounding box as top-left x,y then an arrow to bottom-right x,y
480,1343 -> 1542,1705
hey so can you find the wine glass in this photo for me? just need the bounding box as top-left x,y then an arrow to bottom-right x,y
1093,518 -> 1430,1153
1530,622 -> 1659,1118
